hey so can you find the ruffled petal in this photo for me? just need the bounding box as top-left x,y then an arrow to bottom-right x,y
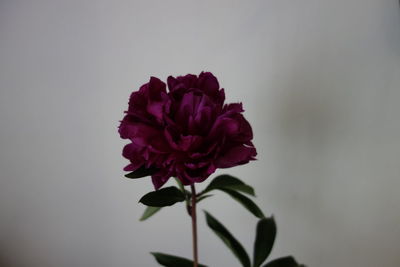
216,144 -> 257,168
119,72 -> 257,189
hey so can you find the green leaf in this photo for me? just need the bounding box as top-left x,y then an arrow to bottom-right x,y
125,166 -> 158,179
174,177 -> 185,192
253,217 -> 277,267
139,206 -> 162,221
151,252 -> 208,267
174,178 -> 191,209
197,194 -> 213,203
204,174 -> 255,196
220,189 -> 264,218
263,256 -> 300,267
139,186 -> 186,207
204,211 -> 251,267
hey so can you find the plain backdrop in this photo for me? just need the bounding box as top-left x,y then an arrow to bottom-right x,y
1,0 -> 400,266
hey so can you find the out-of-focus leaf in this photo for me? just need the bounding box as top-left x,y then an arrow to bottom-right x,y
174,177 -> 185,193
151,252 -> 208,267
139,186 -> 185,207
263,256 -> 301,267
139,206 -> 162,221
185,190 -> 192,198
197,194 -> 213,203
253,217 -> 277,267
174,178 -> 191,209
220,189 -> 264,218
125,166 -> 158,179
203,174 -> 255,196
204,211 -> 251,267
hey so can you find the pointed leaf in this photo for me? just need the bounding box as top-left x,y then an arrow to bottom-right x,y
174,178 -> 191,208
253,217 -> 277,267
197,194 -> 213,203
204,174 -> 255,196
204,211 -> 251,267
125,166 -> 158,179
263,256 -> 300,267
220,189 -> 264,218
139,186 -> 185,207
140,206 -> 162,221
151,252 -> 208,267
174,177 -> 186,193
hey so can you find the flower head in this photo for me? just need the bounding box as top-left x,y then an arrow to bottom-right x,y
119,72 -> 256,189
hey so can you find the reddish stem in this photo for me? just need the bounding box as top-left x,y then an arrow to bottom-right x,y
190,184 -> 198,267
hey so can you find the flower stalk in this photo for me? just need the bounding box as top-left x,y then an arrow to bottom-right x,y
190,184 -> 198,267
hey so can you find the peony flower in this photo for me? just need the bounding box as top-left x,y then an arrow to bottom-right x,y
119,72 -> 257,189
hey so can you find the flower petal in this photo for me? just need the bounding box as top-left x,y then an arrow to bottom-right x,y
216,145 -> 257,168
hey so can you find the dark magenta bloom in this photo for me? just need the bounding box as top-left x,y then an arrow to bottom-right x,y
119,72 -> 257,189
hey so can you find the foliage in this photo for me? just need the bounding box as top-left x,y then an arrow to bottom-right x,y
136,174 -> 305,267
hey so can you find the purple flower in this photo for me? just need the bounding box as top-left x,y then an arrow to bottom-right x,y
119,72 -> 257,189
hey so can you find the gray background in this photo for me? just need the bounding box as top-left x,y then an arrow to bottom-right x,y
1,0 -> 399,266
